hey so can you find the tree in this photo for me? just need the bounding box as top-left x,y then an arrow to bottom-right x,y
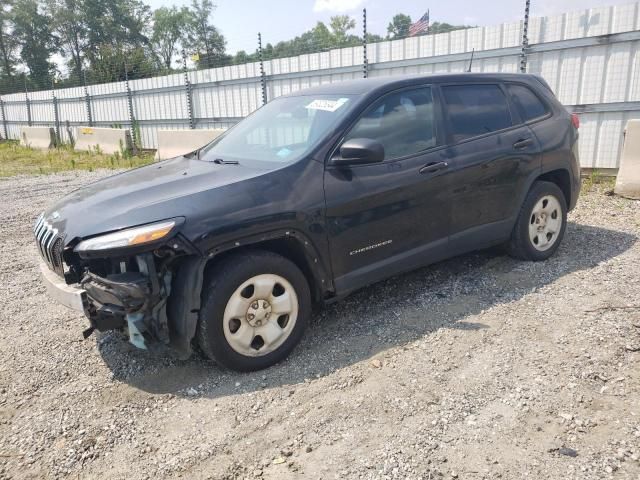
309,21 -> 333,51
329,15 -> 355,47
387,13 -> 412,39
428,21 -> 472,34
232,50 -> 255,65
0,0 -> 17,89
152,6 -> 190,70
258,17 -> 362,61
82,0 -> 153,82
86,44 -> 156,83
45,0 -> 87,81
185,0 -> 226,69
12,0 -> 57,89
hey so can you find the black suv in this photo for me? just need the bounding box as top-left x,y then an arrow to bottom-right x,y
35,73 -> 580,371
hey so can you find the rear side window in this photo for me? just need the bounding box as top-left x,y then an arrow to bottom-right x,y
442,84 -> 512,142
507,84 -> 549,122
344,87 -> 436,160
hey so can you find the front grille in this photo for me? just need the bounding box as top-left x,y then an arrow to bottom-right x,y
34,215 -> 64,277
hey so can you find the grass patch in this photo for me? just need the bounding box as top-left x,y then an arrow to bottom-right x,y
582,169 -> 616,193
0,141 -> 154,177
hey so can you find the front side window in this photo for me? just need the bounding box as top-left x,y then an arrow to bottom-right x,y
507,84 -> 549,122
442,84 -> 512,143
343,87 -> 436,161
200,94 -> 355,166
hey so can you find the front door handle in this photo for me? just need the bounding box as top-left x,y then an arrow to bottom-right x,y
420,161 -> 448,174
513,138 -> 534,150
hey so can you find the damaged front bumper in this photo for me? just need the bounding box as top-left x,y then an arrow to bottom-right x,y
39,262 -> 87,312
81,268 -> 155,349
39,253 -> 172,351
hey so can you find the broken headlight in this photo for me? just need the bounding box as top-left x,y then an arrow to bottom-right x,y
74,220 -> 177,253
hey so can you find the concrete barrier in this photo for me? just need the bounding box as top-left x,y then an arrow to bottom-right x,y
74,127 -> 131,155
155,129 -> 225,160
20,127 -> 55,149
615,120 -> 640,200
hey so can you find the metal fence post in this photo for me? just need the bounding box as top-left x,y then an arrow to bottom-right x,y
183,51 -> 195,129
0,98 -> 8,140
124,63 -> 138,153
24,80 -> 32,127
258,32 -> 267,105
520,0 -> 531,73
362,8 -> 368,78
83,71 -> 93,127
52,78 -> 61,146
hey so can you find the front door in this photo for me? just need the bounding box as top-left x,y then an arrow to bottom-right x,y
323,85 -> 452,295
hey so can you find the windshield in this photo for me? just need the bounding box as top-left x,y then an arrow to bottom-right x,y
200,94 -> 356,165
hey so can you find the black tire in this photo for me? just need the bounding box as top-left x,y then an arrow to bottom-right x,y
197,250 -> 310,371
507,180 -> 567,261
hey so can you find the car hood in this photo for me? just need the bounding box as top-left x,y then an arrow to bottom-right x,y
43,156 -> 268,242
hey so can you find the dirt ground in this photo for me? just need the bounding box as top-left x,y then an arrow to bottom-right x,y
1,171 -> 639,480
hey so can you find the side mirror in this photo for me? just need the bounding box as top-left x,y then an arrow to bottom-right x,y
332,138 -> 385,166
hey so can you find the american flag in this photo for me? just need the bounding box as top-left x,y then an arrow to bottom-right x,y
409,10 -> 430,36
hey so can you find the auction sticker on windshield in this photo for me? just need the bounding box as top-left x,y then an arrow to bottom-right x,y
306,98 -> 349,112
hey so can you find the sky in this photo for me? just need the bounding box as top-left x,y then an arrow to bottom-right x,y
145,0 -> 635,54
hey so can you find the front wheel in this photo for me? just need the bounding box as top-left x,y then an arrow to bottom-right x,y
197,250 -> 310,371
507,181 -> 567,261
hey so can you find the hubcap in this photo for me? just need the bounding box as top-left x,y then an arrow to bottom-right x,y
528,195 -> 562,252
246,300 -> 272,327
223,274 -> 298,357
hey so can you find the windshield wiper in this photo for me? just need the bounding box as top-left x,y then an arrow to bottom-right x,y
210,158 -> 239,165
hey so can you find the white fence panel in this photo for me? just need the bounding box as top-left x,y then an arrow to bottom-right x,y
2,2 -> 640,168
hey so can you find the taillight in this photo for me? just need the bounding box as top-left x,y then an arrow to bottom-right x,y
571,113 -> 580,129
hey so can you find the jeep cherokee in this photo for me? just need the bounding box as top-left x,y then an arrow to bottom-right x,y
34,73 -> 581,371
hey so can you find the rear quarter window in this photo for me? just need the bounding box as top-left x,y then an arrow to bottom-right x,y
507,84 -> 549,122
441,84 -> 512,143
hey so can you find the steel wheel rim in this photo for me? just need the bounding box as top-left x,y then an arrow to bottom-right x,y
528,195 -> 562,252
222,274 -> 298,357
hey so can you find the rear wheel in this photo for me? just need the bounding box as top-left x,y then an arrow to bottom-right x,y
197,251 -> 310,371
507,181 -> 567,261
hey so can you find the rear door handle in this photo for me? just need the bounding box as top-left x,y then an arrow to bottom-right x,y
420,161 -> 448,174
513,138 -> 534,150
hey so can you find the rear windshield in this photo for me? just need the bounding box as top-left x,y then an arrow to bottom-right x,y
200,94 -> 356,166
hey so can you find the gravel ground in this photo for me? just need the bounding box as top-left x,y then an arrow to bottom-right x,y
1,170 -> 639,480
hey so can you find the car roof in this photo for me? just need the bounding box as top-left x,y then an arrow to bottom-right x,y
283,72 -> 541,97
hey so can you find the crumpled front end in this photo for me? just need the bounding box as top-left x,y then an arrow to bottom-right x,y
34,213 -> 198,356
80,254 -> 172,349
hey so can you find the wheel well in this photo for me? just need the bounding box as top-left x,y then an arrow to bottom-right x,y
537,169 -> 571,207
202,238 -> 325,304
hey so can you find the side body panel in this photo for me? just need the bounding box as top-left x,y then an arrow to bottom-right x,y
437,81 -> 543,254
184,159 -> 334,289
526,90 -> 581,211
445,124 -> 542,252
324,149 -> 452,295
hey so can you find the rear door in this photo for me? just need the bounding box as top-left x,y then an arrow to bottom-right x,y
324,85 -> 452,294
439,83 -> 542,251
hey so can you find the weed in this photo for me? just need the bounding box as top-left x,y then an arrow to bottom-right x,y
0,143 -> 153,177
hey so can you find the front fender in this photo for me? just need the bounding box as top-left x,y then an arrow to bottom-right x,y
166,228 -> 332,359
206,228 -> 332,294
